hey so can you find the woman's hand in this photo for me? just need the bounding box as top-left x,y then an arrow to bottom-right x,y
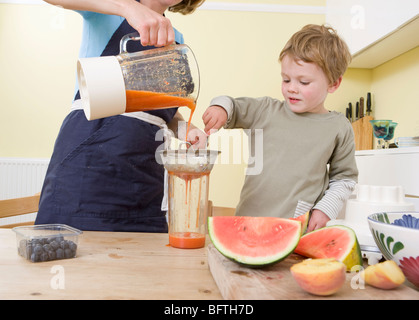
124,1 -> 175,47
44,0 -> 175,47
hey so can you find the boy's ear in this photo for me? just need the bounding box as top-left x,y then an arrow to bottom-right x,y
328,76 -> 342,93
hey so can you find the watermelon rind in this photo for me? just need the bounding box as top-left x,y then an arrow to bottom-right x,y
208,216 -> 301,267
290,210 -> 310,235
294,225 -> 363,271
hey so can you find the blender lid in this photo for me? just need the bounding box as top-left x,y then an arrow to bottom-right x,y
77,56 -> 126,120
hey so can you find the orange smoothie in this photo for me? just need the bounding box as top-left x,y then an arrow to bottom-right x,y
167,171 -> 209,249
125,90 -> 196,138
169,232 -> 206,249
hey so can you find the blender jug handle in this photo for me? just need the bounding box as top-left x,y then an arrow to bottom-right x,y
120,32 -> 141,54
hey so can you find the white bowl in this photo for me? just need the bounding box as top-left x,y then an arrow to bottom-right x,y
367,212 -> 419,287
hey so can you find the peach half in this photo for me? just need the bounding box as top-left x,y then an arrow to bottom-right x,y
360,260 -> 405,289
290,258 -> 346,296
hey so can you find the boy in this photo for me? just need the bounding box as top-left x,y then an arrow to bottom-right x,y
202,24 -> 358,232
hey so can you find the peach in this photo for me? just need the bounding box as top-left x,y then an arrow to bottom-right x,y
290,258 -> 346,296
360,260 -> 405,289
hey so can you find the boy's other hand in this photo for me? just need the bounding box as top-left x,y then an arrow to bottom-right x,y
202,106 -> 228,134
306,209 -> 330,232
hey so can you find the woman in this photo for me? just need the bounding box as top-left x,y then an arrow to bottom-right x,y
36,0 -> 207,232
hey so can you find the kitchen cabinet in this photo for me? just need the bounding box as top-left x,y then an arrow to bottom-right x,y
326,0 -> 419,68
355,147 -> 419,209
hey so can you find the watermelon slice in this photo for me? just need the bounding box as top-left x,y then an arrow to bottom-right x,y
290,211 -> 310,235
294,225 -> 363,271
208,216 -> 301,267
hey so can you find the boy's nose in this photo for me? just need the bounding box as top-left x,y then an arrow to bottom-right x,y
287,83 -> 298,93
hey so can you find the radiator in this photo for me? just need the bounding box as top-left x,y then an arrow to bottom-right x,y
0,157 -> 49,226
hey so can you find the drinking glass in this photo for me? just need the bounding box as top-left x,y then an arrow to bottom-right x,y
159,148 -> 220,249
383,121 -> 398,148
370,120 -> 391,149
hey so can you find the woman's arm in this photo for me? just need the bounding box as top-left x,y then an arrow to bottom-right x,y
43,0 -> 175,46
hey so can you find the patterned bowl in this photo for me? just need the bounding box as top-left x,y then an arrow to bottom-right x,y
368,212 -> 419,287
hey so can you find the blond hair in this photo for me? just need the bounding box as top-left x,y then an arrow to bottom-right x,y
169,0 -> 206,14
279,24 -> 352,85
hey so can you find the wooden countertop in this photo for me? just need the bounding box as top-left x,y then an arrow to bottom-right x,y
2,225 -> 418,300
0,229 -> 222,300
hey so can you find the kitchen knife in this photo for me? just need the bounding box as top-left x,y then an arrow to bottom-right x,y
356,102 -> 359,121
359,97 -> 364,118
366,92 -> 372,115
348,103 -> 353,122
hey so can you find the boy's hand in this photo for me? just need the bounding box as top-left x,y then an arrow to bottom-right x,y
186,128 -> 208,149
306,209 -> 330,232
202,106 -> 228,135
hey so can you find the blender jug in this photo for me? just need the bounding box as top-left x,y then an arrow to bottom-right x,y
159,148 -> 220,249
77,32 -> 200,120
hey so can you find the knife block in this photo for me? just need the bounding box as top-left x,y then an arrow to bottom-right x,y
351,116 -> 373,150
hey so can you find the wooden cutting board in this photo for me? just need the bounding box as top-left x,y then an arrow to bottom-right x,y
207,244 -> 419,300
352,116 -> 374,150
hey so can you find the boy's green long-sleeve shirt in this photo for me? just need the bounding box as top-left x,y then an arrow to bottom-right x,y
211,95 -> 358,219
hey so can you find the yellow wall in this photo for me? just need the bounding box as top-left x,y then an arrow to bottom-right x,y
371,46 -> 419,138
1,1 -> 418,208
0,4 -> 82,157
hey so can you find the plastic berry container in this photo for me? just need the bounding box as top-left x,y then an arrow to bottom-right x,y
12,224 -> 82,263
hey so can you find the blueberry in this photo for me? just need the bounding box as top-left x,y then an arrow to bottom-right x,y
56,248 -> 64,259
30,253 -> 40,262
33,244 -> 43,255
21,235 -> 77,262
31,239 -> 41,246
64,248 -> 73,259
50,240 -> 59,251
48,250 -> 56,260
40,252 -> 49,262
69,242 -> 77,252
60,240 -> 69,250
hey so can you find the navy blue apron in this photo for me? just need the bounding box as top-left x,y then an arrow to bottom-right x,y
35,20 -> 177,232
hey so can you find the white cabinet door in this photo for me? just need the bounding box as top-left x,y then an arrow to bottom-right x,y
326,0 -> 419,54
355,148 -> 419,197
